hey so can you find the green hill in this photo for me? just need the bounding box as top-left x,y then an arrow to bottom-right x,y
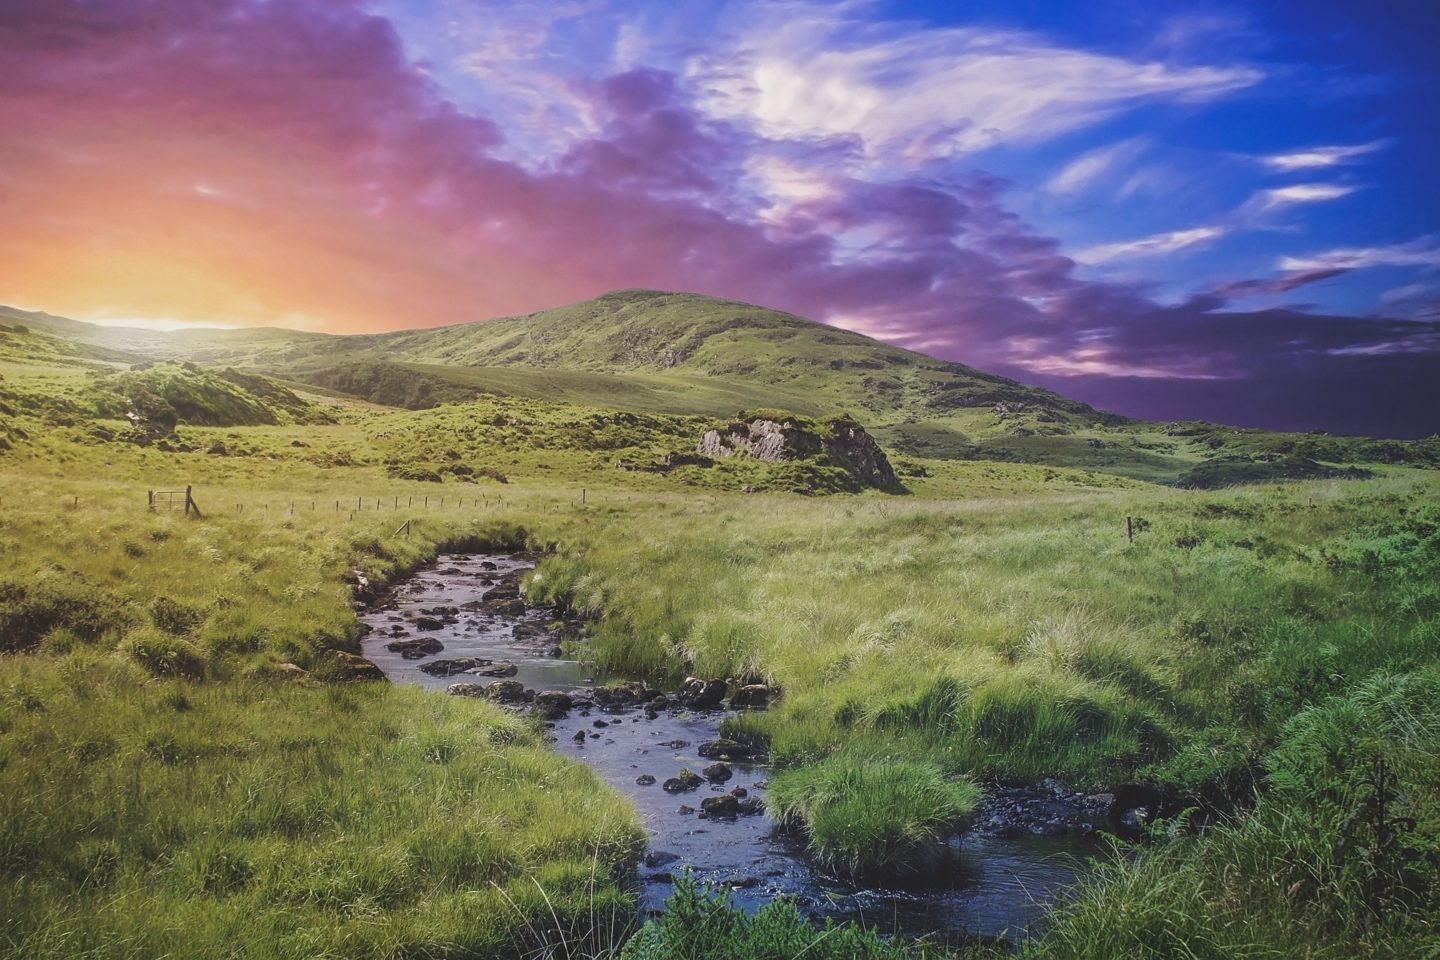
6,291 -> 1437,485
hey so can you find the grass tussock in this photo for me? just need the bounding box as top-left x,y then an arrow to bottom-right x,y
768,757 -> 981,878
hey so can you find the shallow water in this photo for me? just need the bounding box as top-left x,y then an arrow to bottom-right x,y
361,554 -> 1101,943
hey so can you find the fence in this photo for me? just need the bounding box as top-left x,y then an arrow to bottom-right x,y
148,486 -> 202,517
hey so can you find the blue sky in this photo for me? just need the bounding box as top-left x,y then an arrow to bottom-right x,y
3,0 -> 1437,433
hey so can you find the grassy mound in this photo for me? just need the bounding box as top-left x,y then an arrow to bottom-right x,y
768,757 -> 980,878
620,875 -> 939,959
1176,455 -> 1373,489
87,363 -> 329,430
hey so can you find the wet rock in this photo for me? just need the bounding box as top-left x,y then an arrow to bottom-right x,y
702,762 -> 733,784
386,637 -> 443,659
729,684 -> 771,708
421,605 -> 460,618
729,787 -> 748,798
736,797 -> 766,817
479,560 -> 498,571
593,720 -> 609,728
413,616 -> 444,631
636,774 -> 656,786
438,567 -> 463,576
643,850 -> 678,868
658,739 -> 690,750
676,805 -> 695,816
447,683 -> 488,698
483,599 -> 526,616
700,795 -> 740,819
644,871 -> 675,884
321,651 -> 387,682
572,730 -> 586,743
533,691 -> 573,712
722,875 -> 759,889
697,739 -> 760,761
513,622 -> 550,641
484,582 -> 521,601
470,661 -> 518,677
678,676 -> 727,709
663,770 -> 703,794
478,679 -> 529,702
420,657 -> 490,677
593,681 -> 662,709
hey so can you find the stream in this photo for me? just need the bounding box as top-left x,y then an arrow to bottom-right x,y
360,553 -> 1104,944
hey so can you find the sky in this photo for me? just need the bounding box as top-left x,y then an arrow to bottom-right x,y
1,0 -> 1438,436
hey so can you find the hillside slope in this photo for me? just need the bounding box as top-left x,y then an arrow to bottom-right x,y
8,292 -> 1437,484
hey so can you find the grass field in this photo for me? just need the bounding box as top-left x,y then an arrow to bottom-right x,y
1,315 -> 1438,958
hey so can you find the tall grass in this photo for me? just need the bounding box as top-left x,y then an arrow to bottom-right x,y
529,476 -> 1440,878
0,460 -> 648,958
768,757 -> 982,878
0,659 -> 644,959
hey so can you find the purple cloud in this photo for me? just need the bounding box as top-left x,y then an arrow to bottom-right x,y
0,0 -> 1435,437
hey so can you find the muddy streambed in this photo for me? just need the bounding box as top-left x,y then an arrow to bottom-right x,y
361,554 -> 1105,942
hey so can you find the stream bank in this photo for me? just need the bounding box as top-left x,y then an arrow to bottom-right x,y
360,553 -> 1105,943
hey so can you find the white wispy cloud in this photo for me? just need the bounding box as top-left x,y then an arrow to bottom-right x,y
696,2 -> 1262,167
1279,235 -> 1440,272
1046,138 -> 1149,195
1077,226 -> 1227,264
1243,182 -> 1359,218
1259,140 -> 1388,172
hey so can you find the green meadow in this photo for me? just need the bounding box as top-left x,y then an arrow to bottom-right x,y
1,298 -> 1438,958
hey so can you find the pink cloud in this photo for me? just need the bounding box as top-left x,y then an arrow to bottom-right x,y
0,0 -> 1436,436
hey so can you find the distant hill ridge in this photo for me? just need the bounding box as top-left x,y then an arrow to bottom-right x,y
6,292 -> 1438,485
1,290 -> 1110,425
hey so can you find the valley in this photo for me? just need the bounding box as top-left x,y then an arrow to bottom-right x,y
1,293 -> 1437,959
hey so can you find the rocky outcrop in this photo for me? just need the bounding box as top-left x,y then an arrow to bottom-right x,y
695,413 -> 901,492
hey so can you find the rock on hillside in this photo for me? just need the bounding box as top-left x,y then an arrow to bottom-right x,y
697,413 -> 901,491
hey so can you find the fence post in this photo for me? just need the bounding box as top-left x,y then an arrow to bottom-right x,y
581,488 -> 586,505
1126,516 -> 1134,543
